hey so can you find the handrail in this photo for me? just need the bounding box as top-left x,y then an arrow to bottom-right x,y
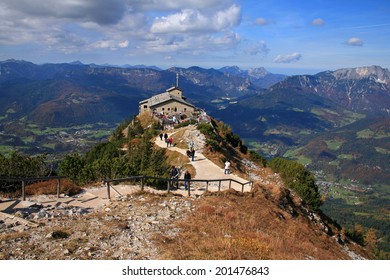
0,176 -> 66,182
0,175 -> 253,201
0,176 -> 66,201
103,175 -> 253,199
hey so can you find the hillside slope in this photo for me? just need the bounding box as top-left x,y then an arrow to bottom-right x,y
0,124 -> 368,260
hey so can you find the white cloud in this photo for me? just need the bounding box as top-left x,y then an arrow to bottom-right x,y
346,37 -> 363,46
151,4 -> 241,33
0,0 -> 242,61
118,40 -> 129,48
255,18 -> 272,26
311,18 -> 325,26
132,0 -> 233,11
273,52 -> 302,63
2,0 -> 127,25
247,40 -> 269,56
214,4 -> 241,30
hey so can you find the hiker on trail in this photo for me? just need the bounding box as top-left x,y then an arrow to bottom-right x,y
184,170 -> 191,191
164,132 -> 168,142
169,137 -> 173,147
224,160 -> 231,174
190,148 -> 195,161
170,166 -> 179,189
189,139 -> 194,150
159,133 -> 163,141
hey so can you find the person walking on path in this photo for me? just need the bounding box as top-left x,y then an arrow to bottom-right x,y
164,132 -> 168,142
169,137 -> 173,147
224,160 -> 231,174
170,165 -> 179,189
159,133 -> 163,141
191,148 -> 195,161
189,139 -> 194,150
184,170 -> 191,190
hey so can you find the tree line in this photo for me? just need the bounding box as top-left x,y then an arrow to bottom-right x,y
0,116 -> 169,190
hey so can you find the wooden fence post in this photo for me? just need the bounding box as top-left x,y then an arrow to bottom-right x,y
106,181 -> 111,200
206,181 -> 209,191
57,178 -> 61,198
241,183 -> 244,192
187,181 -> 191,196
167,180 -> 170,193
22,180 -> 26,201
218,180 -> 221,191
141,177 -> 145,191
229,180 -> 232,189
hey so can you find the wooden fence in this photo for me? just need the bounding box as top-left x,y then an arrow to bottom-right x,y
0,175 -> 253,201
104,175 -> 253,199
0,176 -> 66,201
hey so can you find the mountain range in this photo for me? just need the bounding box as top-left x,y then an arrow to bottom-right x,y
1,59 -> 389,253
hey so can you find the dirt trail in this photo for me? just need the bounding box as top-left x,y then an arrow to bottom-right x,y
155,127 -> 250,193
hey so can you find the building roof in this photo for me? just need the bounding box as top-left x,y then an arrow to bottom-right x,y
146,94 -> 195,109
139,87 -> 194,108
166,86 -> 182,92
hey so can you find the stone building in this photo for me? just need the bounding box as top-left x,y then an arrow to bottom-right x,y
139,86 -> 196,115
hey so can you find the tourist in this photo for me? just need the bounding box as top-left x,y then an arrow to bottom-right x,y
184,170 -> 191,191
169,137 -> 173,147
170,166 -> 179,189
189,139 -> 194,150
224,160 -> 231,174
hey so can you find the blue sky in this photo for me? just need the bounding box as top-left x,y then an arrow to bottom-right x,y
0,0 -> 389,74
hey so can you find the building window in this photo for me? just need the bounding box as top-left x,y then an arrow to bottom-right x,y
168,108 -> 170,111
143,105 -> 148,109
184,108 -> 187,112
162,108 -> 165,111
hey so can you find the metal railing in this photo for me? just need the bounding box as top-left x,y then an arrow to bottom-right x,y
104,175 -> 253,199
0,176 -> 66,201
0,175 -> 253,201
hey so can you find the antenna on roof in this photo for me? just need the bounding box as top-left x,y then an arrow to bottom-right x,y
176,73 -> 179,88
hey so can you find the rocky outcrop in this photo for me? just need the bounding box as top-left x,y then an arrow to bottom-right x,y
0,193 -> 195,260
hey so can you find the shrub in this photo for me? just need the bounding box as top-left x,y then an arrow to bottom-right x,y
197,123 -> 214,137
177,119 -> 197,128
239,143 -> 248,154
269,157 -> 322,211
206,139 -> 221,152
249,151 -> 267,167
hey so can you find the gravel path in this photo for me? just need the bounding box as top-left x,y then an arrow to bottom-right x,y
155,126 -> 250,193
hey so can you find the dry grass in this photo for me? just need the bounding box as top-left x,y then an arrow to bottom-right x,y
0,179 -> 82,198
164,148 -> 196,177
25,179 -> 82,196
138,111 -> 158,128
169,127 -> 189,149
155,187 -> 357,260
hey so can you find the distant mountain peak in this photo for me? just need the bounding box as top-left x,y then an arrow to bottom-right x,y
247,67 -> 268,78
219,66 -> 286,89
69,60 -> 84,65
331,65 -> 390,84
